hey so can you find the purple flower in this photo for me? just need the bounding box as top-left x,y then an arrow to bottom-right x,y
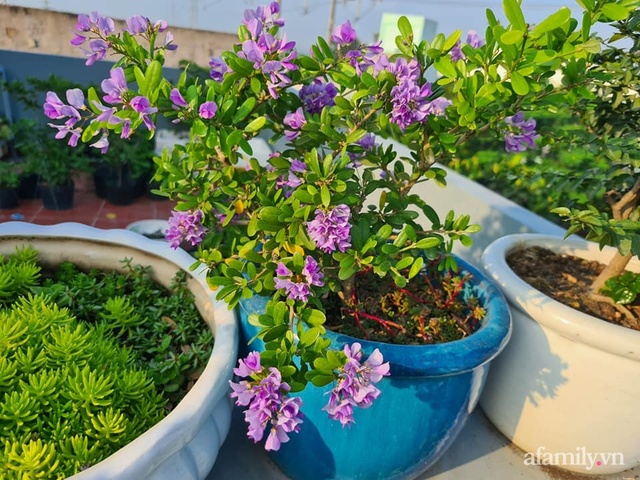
466,30 -> 484,48
126,15 -> 150,35
290,159 -> 307,173
299,79 -> 337,114
243,2 -> 284,33
154,19 -> 168,32
71,11 -> 114,53
209,56 -> 229,82
331,20 -> 356,45
234,351 -> 262,377
162,31 -> 178,51
90,132 -> 110,154
503,112 -> 539,153
230,364 -> 303,452
348,132 -> 377,166
169,88 -> 188,109
450,30 -> 485,62
323,343 -> 390,427
85,39 -> 109,66
450,41 -> 465,62
390,80 -> 433,131
274,256 -> 325,303
49,124 -> 82,148
43,90 -> 83,125
165,209 -> 207,249
283,107 -> 306,141
130,95 -> 158,131
101,67 -> 128,104
306,205 -> 352,253
430,97 -> 452,117
199,101 -> 218,119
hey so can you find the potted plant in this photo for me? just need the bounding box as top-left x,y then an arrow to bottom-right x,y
480,7 -> 640,475
0,159 -> 20,209
14,120 -> 90,210
44,2 -> 610,478
0,221 -> 238,480
0,117 -> 13,159
93,130 -> 155,205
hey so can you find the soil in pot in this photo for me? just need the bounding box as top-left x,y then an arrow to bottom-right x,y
324,258 -> 485,344
507,246 -> 640,331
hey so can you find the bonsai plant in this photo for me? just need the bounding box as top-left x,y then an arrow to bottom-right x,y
480,5 -> 640,475
43,2 -> 613,477
0,222 -> 238,480
14,120 -> 90,210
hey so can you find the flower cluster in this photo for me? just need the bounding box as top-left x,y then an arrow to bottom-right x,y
230,352 -> 304,451
165,210 -> 207,249
324,343 -> 390,427
306,205 -> 352,254
503,112 -> 540,153
44,0 -> 612,452
274,256 -> 325,302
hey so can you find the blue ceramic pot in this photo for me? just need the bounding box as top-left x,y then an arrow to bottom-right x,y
237,257 -> 511,480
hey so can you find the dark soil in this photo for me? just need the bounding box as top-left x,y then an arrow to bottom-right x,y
507,246 -> 640,331
323,265 -> 485,345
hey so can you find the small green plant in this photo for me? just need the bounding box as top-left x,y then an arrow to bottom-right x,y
13,120 -> 90,188
0,246 -> 214,478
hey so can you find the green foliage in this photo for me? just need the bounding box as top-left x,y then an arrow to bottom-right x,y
95,130 -> 155,181
13,120 -> 90,187
0,247 -> 213,478
601,271 -> 640,305
44,0 -> 638,407
0,293 -> 166,479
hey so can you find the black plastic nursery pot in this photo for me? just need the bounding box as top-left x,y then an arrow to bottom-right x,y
0,187 -> 18,209
40,183 -> 74,210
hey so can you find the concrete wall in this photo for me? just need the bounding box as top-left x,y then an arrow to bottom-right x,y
0,49 -> 183,124
0,5 -> 236,68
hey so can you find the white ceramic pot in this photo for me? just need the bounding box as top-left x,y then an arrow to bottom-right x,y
480,233 -> 640,475
0,222 -> 238,480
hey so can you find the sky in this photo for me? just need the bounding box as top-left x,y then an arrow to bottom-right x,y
2,0 -> 593,52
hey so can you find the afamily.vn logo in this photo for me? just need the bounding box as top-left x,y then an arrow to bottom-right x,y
524,447 -> 625,471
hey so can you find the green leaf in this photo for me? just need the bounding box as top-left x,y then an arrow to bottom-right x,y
601,272 -> 640,305
232,97 -> 257,123
414,237 -> 441,249
262,324 -> 289,342
320,185 -> 331,207
510,71 -> 530,95
245,116 -> 266,133
503,0 -> 526,30
300,308 -> 326,326
145,60 -> 163,94
601,3 -> 630,21
408,256 -> 424,279
434,56 -> 457,77
397,16 -> 414,40
395,256 -> 414,271
580,38 -> 601,54
531,7 -> 571,37
501,30 -> 524,45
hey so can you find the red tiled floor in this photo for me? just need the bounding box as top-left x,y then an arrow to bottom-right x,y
0,186 -> 175,229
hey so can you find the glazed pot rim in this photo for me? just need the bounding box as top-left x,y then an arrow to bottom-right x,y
0,221 -> 238,478
481,233 -> 640,359
239,254 -> 513,377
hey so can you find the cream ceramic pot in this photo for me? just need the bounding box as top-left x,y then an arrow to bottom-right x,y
0,222 -> 238,480
480,234 -> 640,475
